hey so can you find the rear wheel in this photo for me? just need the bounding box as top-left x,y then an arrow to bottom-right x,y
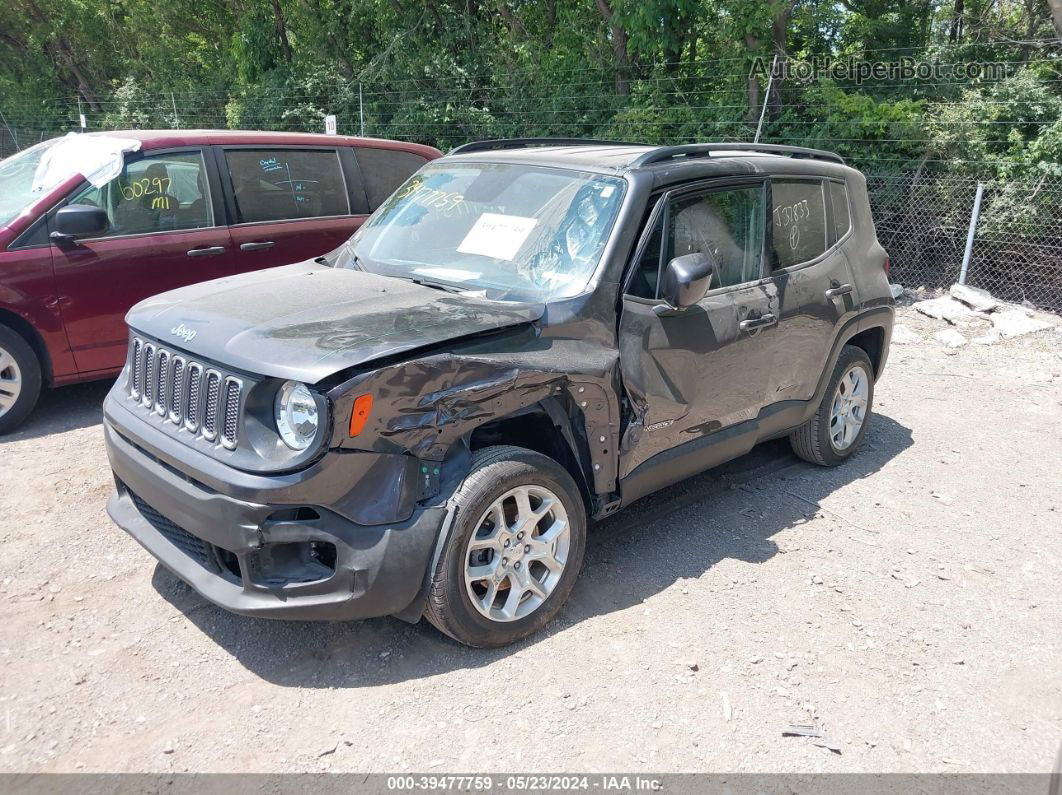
789,345 -> 874,467
0,325 -> 42,435
425,445 -> 587,647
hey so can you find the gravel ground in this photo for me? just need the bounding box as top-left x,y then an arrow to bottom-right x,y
1,304 -> 1060,774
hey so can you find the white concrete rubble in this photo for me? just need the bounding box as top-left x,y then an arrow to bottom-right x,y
934,328 -> 968,348
949,283 -> 1000,313
990,308 -> 1055,338
913,296 -> 975,325
891,324 -> 921,345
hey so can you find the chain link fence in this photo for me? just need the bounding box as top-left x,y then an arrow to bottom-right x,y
0,126 -> 54,160
870,174 -> 1062,311
3,123 -> 1061,312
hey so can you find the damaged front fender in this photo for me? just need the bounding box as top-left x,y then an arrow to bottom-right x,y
327,326 -> 623,510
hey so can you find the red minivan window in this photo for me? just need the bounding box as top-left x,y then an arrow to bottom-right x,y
51,149 -> 235,374
222,146 -> 364,274
0,131 -> 440,432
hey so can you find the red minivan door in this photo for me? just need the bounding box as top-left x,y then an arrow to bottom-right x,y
218,146 -> 368,273
51,148 -> 234,375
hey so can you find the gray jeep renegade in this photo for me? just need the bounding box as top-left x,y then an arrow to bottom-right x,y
104,139 -> 893,647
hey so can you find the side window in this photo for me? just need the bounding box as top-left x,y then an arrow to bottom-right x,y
829,180 -> 851,241
627,211 -> 664,299
770,179 -> 828,269
67,151 -> 213,237
666,185 -> 765,290
355,147 -> 429,211
224,149 -> 349,224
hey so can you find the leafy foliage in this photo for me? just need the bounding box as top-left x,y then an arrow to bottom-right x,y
0,0 -> 1059,179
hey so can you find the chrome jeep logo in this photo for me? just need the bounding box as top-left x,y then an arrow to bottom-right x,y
170,323 -> 197,343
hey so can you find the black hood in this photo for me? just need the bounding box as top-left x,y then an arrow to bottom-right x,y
126,261 -> 544,383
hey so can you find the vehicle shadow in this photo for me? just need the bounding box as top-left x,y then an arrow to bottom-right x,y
0,379 -> 112,442
154,412 -> 913,688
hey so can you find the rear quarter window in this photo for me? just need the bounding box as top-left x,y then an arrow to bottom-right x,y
829,180 -> 852,241
355,147 -> 430,211
770,179 -> 828,269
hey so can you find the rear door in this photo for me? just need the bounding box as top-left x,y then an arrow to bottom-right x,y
50,147 -> 234,375
765,177 -> 858,403
618,179 -> 779,476
218,145 -> 369,273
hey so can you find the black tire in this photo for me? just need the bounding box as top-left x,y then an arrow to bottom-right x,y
425,445 -> 587,648
789,344 -> 875,467
0,324 -> 42,435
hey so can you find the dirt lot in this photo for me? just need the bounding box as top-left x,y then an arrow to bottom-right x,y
1,304 -> 1060,774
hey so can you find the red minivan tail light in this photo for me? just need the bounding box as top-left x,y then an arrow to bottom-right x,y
883,254 -> 891,278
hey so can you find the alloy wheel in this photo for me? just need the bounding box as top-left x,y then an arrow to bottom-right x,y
463,485 -> 571,623
0,345 -> 22,419
829,363 -> 869,451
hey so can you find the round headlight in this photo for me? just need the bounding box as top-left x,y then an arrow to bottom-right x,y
274,381 -> 319,450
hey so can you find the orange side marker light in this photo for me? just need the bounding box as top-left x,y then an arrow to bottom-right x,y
349,394 -> 373,437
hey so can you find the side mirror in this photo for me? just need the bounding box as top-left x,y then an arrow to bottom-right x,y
660,252 -> 716,310
52,205 -> 109,242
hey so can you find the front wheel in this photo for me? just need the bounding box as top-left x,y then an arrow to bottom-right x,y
789,344 -> 875,467
425,445 -> 587,647
0,325 -> 42,435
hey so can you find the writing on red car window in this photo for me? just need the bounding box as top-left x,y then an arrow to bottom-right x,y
259,157 -> 319,204
119,176 -> 172,202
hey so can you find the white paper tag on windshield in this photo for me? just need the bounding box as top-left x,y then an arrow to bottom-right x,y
457,213 -> 538,261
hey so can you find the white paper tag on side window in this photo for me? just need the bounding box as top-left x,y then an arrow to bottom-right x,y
457,213 -> 538,261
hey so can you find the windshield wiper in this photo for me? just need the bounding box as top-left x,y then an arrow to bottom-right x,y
410,277 -> 467,294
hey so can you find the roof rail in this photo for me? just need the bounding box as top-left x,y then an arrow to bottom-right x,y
631,142 -> 845,167
448,137 -> 643,155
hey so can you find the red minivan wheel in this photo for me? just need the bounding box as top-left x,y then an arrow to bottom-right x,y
0,325 -> 42,435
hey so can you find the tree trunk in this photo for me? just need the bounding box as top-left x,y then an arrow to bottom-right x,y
1048,0 -> 1062,41
495,1 -> 528,40
22,0 -> 101,109
595,0 -> 631,96
767,0 -> 795,121
271,0 -> 293,62
745,35 -> 761,125
949,0 -> 964,43
300,0 -> 355,78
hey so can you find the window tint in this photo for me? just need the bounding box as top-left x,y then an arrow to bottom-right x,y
355,147 -> 429,211
67,151 -> 212,237
829,180 -> 851,240
225,149 -> 349,223
627,211 -> 664,299
666,186 -> 765,290
770,179 -> 827,269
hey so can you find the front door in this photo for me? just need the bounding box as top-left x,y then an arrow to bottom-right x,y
218,146 -> 367,273
51,148 -> 234,375
618,180 -> 778,477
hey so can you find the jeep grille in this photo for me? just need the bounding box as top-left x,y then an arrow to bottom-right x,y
127,337 -> 243,450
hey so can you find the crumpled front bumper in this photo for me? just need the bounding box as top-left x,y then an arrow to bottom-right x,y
103,392 -> 447,622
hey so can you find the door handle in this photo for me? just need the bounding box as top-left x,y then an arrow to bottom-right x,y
739,313 -> 776,331
826,283 -> 853,298
187,246 -> 226,257
240,241 -> 276,251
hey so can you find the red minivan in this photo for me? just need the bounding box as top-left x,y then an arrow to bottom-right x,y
0,130 -> 440,432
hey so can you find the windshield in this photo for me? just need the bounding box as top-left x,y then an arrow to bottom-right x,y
337,162 -> 626,301
0,138 -> 60,228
